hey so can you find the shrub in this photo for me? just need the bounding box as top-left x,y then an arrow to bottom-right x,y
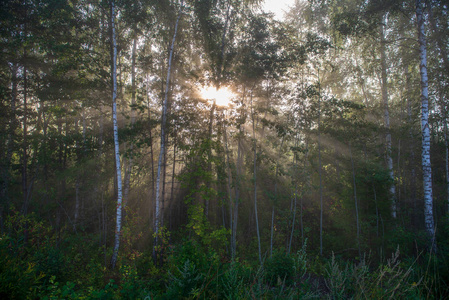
165,259 -> 204,299
264,250 -> 295,286
0,236 -> 44,299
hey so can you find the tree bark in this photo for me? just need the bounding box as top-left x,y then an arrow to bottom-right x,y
380,16 -> 396,219
251,91 -> 262,264
349,143 -> 361,258
318,79 -> 324,256
146,76 -> 156,223
153,1 -> 183,261
21,64 -> 29,216
270,207 -> 274,257
123,37 -> 138,208
206,100 -> 216,217
110,0 -> 124,269
416,0 -> 436,251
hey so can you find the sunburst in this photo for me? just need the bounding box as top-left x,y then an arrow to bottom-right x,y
199,86 -> 235,107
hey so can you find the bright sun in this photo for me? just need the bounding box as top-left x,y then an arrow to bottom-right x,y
199,86 -> 235,107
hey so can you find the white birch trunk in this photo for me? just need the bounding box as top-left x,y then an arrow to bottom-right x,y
416,0 -> 436,250
110,0 -> 123,269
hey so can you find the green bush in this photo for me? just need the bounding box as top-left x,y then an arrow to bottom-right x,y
325,249 -> 419,299
264,250 -> 295,286
34,246 -> 66,284
119,264 -> 149,300
0,209 -> 53,299
217,262 -> 247,300
0,235 -> 44,299
165,259 -> 204,299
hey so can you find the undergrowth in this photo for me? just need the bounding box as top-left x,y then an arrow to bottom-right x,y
1,212 -> 447,299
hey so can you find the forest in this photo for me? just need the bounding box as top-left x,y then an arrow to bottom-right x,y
1,0 -> 449,298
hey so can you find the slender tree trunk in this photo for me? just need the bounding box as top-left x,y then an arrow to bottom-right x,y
206,100 -> 216,217
349,143 -> 361,258
169,130 -> 177,230
146,76 -> 156,222
301,138 -> 309,244
416,0 -> 436,251
318,80 -> 324,256
232,132 -> 242,260
1,63 -> 18,228
289,183 -> 298,253
404,51 -> 418,225
110,0 -> 124,269
223,116 -> 235,258
380,16 -> 396,219
123,37 -> 137,207
251,92 -> 262,264
161,138 -> 167,230
74,181 -> 79,231
289,135 -> 300,253
270,207 -> 274,257
445,118 -> 449,213
153,2 -> 182,261
21,64 -> 29,216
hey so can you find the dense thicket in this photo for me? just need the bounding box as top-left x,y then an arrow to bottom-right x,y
1,0 -> 448,298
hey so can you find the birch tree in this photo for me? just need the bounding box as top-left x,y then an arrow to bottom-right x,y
111,0 -> 123,269
416,0 -> 435,250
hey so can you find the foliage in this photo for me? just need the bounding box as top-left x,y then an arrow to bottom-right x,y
325,249 -> 420,299
0,0 -> 448,297
165,259 -> 204,299
264,249 -> 295,286
0,237 -> 44,299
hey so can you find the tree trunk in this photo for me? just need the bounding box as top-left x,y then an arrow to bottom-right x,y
153,2 -> 182,261
21,64 -> 29,216
270,207 -> 274,257
380,16 -> 396,219
1,63 -> 18,229
206,100 -> 216,217
169,129 -> 177,230
161,138 -> 167,230
416,0 -> 436,251
318,78 -> 324,256
111,0 -> 124,269
403,49 -> 418,226
349,143 -> 361,258
123,37 -> 137,208
251,91 -> 262,264
146,76 -> 156,223
289,136 -> 299,253
223,115 -> 235,258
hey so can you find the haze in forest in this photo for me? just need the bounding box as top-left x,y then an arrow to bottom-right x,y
0,0 -> 448,298
262,0 -> 294,20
